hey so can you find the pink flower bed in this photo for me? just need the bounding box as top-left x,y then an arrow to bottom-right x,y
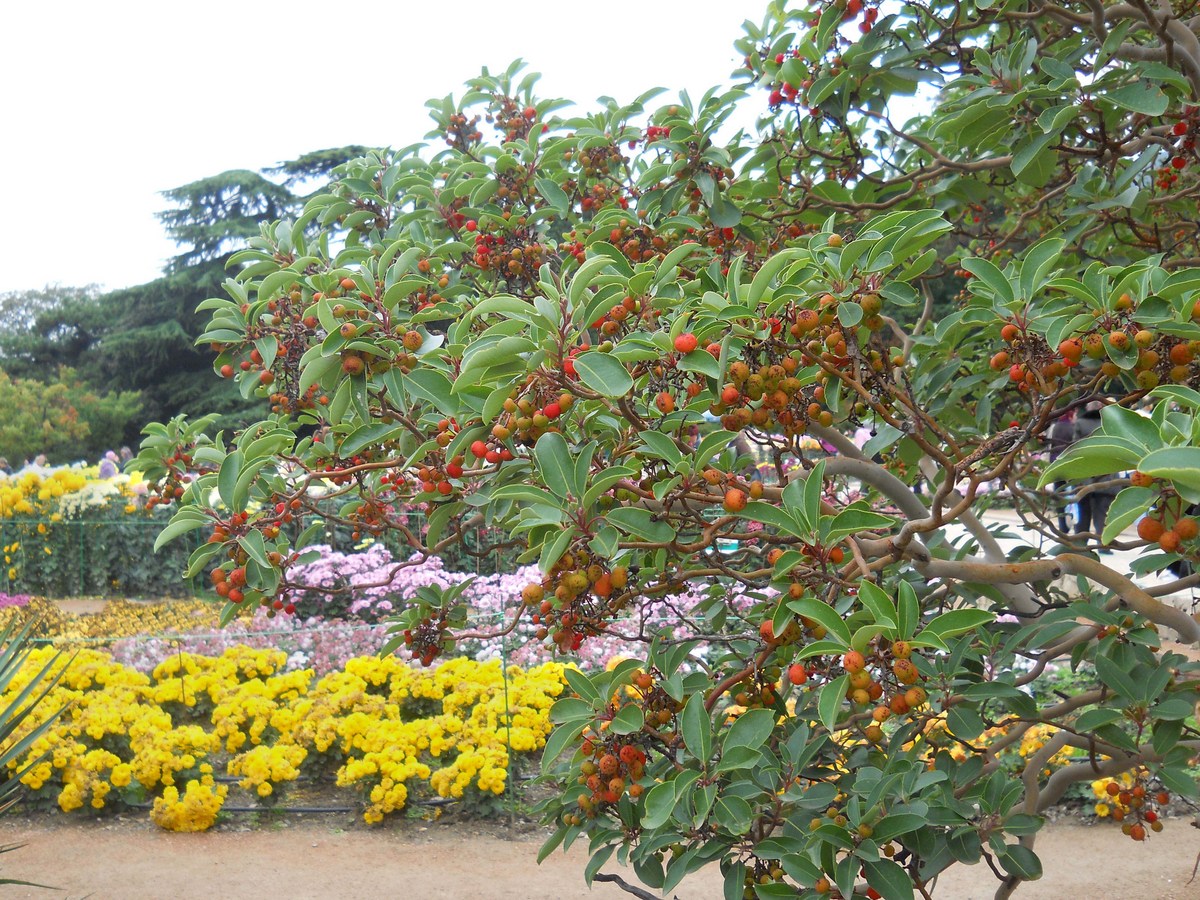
105,545 -> 766,675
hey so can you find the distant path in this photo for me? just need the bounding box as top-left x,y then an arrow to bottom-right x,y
1,817 -> 1197,899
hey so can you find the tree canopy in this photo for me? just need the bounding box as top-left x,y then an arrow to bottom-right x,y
137,3 -> 1200,898
1,147 -> 373,448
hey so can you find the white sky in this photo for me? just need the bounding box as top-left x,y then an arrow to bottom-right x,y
0,1 -> 756,295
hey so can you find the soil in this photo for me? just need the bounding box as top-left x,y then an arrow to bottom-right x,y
0,815 -> 1197,900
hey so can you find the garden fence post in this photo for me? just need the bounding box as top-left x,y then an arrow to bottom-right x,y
77,519 -> 84,598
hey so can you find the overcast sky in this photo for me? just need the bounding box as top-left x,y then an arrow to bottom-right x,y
0,1 -> 756,295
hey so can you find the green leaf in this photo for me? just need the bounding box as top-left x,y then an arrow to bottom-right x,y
947,705 -> 986,741
459,335 -> 538,380
1138,447 -> 1200,492
1018,237 -> 1064,301
339,423 -> 406,458
604,507 -> 676,542
535,177 -> 570,215
961,257 -> 1014,303
573,351 -> 634,398
896,582 -> 919,640
714,794 -> 754,834
863,860 -> 915,900
1093,653 -> 1138,700
641,780 -> 677,830
827,507 -> 894,538
918,609 -> 994,642
747,248 -> 808,305
678,349 -> 721,379
818,674 -> 849,733
236,530 -> 271,568
740,501 -> 805,536
539,528 -> 574,574
724,707 -> 775,750
681,694 -> 712,764
1101,487 -> 1155,544
567,254 -> 614,308
1038,439 -> 1144,486
837,301 -> 863,328
534,432 -> 579,500
217,452 -> 241,509
550,697 -> 594,724
584,846 -> 616,888
1099,405 -> 1162,452
709,195 -> 742,228
1105,81 -> 1168,115
153,510 -> 209,552
872,812 -> 927,842
638,430 -> 684,465
997,844 -> 1043,881
563,667 -> 602,707
610,704 -> 645,735
856,581 -> 897,629
1074,708 -> 1124,732
786,596 -> 852,646
540,720 -> 586,775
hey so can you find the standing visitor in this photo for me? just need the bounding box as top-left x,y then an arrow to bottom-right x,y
1046,409 -> 1075,533
1072,402 -> 1119,547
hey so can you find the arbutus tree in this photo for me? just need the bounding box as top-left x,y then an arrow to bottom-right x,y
135,2 -> 1200,898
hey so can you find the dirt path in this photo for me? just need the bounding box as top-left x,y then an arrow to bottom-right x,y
0,816 -> 1196,899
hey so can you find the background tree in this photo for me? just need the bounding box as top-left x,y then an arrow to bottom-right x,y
0,148 -> 371,447
139,4 -> 1200,899
0,368 -> 138,465
0,286 -> 107,381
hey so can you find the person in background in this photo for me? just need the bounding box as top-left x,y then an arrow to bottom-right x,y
0,458 -> 10,476
98,451 -> 119,479
1046,408 -> 1075,533
1072,402 -> 1119,547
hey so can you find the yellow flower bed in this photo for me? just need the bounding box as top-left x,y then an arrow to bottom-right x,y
0,466 -> 149,520
0,645 -> 566,831
0,597 -> 226,641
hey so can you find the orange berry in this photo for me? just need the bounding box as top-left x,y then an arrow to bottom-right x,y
723,488 -> 748,513
1137,517 -> 1166,542
843,650 -> 866,673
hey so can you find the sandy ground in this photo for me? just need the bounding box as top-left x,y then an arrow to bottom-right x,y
0,816 -> 1197,900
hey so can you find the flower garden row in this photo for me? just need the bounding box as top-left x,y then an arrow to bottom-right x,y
0,465 -> 1171,834
1,464 -> 195,598
0,591 -> 1162,834
3,637 -> 566,831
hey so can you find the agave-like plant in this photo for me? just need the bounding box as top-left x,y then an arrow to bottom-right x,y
0,619 -> 70,888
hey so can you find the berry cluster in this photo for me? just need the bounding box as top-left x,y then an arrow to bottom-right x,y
524,553 -> 631,653
401,612 -> 452,667
1102,779 -> 1172,841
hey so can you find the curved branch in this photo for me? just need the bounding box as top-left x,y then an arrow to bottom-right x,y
914,553 -> 1200,642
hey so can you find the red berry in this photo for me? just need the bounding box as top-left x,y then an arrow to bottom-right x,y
465,219 -> 477,232
1171,156 -> 1187,170
674,333 -> 699,354
470,440 -> 489,459
1174,121 -> 1189,136
542,402 -> 562,420
775,53 -> 785,65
